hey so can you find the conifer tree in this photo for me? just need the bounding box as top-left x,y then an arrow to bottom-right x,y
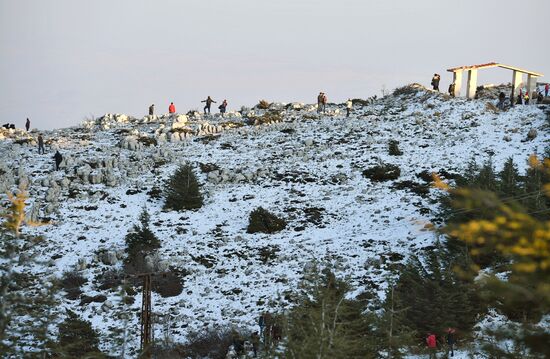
164,164 -> 203,211
521,156 -> 549,219
436,155 -> 550,357
125,206 -> 160,262
475,157 -> 498,191
391,250 -> 482,340
284,267 -> 381,358
498,157 -> 522,198
54,310 -> 106,358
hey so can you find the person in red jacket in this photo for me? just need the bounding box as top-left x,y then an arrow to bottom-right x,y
426,332 -> 437,359
168,102 -> 176,114
545,83 -> 549,97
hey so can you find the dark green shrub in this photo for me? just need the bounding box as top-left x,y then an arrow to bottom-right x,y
55,310 -> 105,358
393,84 -> 422,96
388,140 -> 403,156
257,100 -> 271,109
60,271 -> 87,300
362,163 -> 400,182
247,207 -> 287,234
153,271 -> 184,298
164,164 -> 203,211
152,329 -> 247,359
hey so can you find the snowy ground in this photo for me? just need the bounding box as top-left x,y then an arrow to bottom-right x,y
1,86 -> 548,355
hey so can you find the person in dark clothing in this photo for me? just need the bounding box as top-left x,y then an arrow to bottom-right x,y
497,92 -> 507,110
25,118 -> 30,131
517,94 -> 523,105
250,331 -> 260,357
201,96 -> 216,114
218,99 -> 228,115
448,83 -> 455,97
53,151 -> 62,171
321,93 -> 328,113
258,314 -> 265,337
37,134 -> 45,154
537,91 -> 544,103
431,74 -> 441,91
148,104 -> 154,116
446,329 -> 456,357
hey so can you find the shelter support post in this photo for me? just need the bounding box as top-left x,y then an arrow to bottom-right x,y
466,69 -> 478,99
526,74 -> 538,97
453,70 -> 463,97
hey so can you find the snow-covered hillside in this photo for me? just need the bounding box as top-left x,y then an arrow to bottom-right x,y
0,85 -> 547,354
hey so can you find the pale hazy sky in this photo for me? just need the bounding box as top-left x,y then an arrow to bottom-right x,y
1,0 -> 548,129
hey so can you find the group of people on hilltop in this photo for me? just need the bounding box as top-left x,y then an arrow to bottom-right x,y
149,92 -> 353,118
514,85 -> 548,105
147,96 -> 228,117
432,73 -> 550,107
317,92 -> 328,113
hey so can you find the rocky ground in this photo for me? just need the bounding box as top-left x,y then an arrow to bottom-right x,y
1,84 -> 548,355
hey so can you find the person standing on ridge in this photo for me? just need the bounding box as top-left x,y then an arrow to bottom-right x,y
317,92 -> 323,113
446,328 -> 456,357
53,150 -> 63,171
431,74 -> 440,91
149,104 -> 155,116
531,90 -> 538,105
346,99 -> 352,117
218,99 -> 228,116
201,96 -> 216,114
25,118 -> 30,131
37,134 -> 45,154
321,92 -> 328,113
545,83 -> 549,97
448,83 -> 455,97
168,102 -> 176,114
426,332 -> 437,359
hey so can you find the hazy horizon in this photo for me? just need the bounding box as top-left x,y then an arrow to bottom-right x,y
1,0 -> 548,130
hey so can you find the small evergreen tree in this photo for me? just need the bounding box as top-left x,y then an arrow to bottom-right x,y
521,155 -> 549,220
391,249 -> 483,342
475,157 -> 498,191
498,157 -> 522,198
378,282 -> 416,358
55,310 -> 106,358
125,207 -> 161,263
284,267 -> 381,358
164,164 -> 203,211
